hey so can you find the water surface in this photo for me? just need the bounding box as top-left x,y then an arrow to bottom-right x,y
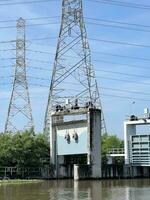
0,179 -> 150,200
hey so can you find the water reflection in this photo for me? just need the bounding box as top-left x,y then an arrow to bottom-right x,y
0,179 -> 150,200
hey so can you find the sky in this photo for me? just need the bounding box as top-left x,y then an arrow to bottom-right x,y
1,0 -> 150,137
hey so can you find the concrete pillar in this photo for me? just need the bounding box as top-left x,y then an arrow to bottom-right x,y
110,166 -> 113,178
132,166 -> 138,177
89,109 -> 101,178
124,123 -> 136,165
123,165 -> 131,178
74,165 -> 79,181
143,167 -> 149,177
116,166 -> 118,178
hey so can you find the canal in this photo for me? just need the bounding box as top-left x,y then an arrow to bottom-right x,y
0,179 -> 150,200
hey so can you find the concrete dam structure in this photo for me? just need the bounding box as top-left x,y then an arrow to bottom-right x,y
49,107 -> 102,179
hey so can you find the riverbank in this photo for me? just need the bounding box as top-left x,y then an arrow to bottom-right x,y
0,179 -> 43,186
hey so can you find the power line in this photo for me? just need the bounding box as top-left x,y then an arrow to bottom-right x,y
0,48 -> 15,51
2,36 -> 145,50
0,15 -> 149,30
13,71 -> 150,87
88,37 -> 150,49
26,48 -> 150,63
22,82 -> 150,97
7,73 -> 150,91
27,49 -> 51,55
87,21 -> 150,33
0,22 -> 59,30
97,69 -> 150,79
17,65 -> 150,80
2,53 -> 150,73
96,75 -> 150,87
28,66 -> 51,71
0,64 -> 51,71
26,57 -> 150,71
27,58 -> 52,64
0,0 -> 58,6
27,75 -> 50,81
28,57 -> 150,72
0,65 -> 19,69
1,18 -> 150,34
85,17 -> 150,29
2,78 -> 150,98
28,36 -> 150,49
0,16 -> 59,23
3,74 -> 150,102
93,59 -> 150,70
87,0 -> 150,11
93,51 -> 150,63
0,57 -> 15,60
0,40 -> 15,44
0,76 -> 11,79
2,65 -> 150,88
29,37 -> 57,41
16,82 -> 150,102
0,37 -> 57,44
1,15 -> 150,37
25,49 -> 150,73
0,21 -> 150,35
2,56 -> 150,74
1,15 -> 150,33
101,93 -> 150,102
101,87 -> 150,96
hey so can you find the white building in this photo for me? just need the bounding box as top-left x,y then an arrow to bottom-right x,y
124,109 -> 150,166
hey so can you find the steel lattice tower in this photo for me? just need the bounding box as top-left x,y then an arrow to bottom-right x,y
5,18 -> 34,133
44,0 -> 107,137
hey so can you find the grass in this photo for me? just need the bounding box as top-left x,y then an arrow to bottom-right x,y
0,179 -> 43,185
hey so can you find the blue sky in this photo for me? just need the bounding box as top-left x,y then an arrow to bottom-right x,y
1,0 -> 150,137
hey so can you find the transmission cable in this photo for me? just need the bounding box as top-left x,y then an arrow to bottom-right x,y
87,0 -> 150,11
0,0 -> 59,6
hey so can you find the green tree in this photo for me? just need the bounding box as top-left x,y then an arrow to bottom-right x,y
101,134 -> 124,166
0,131 -> 50,167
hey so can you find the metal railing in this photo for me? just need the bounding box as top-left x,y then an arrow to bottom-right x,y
0,166 -> 54,180
108,148 -> 125,155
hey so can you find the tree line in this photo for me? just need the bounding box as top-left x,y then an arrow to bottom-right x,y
0,131 -> 124,167
0,131 -> 50,167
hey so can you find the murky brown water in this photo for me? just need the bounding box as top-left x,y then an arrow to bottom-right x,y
0,179 -> 150,200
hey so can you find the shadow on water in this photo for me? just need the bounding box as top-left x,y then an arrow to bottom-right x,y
0,179 -> 150,200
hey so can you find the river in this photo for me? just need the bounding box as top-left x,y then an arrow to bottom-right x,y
0,179 -> 150,200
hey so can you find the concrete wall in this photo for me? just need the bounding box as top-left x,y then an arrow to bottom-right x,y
102,165 -> 150,179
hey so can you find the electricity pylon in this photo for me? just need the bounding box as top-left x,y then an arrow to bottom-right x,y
44,0 -> 107,138
5,18 -> 34,133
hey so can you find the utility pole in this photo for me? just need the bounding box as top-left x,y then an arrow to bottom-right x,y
44,0 -> 107,138
5,18 -> 34,133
